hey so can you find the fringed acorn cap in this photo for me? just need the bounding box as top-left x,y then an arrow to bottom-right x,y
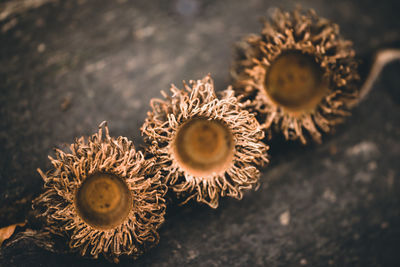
141,75 -> 269,208
231,8 -> 360,144
32,122 -> 166,263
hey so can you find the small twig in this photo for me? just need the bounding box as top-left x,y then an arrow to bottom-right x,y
349,48 -> 400,108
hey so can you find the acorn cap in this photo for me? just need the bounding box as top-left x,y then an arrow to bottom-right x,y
33,122 -> 166,262
231,8 -> 360,144
141,75 -> 269,208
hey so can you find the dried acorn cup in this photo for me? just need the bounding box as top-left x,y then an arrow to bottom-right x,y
141,75 -> 269,208
231,8 -> 360,144
33,122 -> 166,263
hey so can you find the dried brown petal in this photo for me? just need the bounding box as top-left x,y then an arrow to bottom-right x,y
231,8 -> 360,144
33,122 -> 166,262
141,75 -> 269,208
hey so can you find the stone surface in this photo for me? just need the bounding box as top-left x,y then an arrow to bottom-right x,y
0,0 -> 399,266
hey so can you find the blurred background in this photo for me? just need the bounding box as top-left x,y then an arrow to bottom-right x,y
0,0 -> 399,266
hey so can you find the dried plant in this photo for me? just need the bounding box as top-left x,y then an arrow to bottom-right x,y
141,75 -> 269,208
231,8 -> 360,144
32,122 -> 166,263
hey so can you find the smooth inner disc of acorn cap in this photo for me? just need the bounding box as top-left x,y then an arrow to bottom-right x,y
75,173 -> 132,230
173,118 -> 235,176
265,51 -> 328,111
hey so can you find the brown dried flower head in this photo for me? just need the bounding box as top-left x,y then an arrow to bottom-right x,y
33,122 -> 166,262
141,75 -> 269,208
231,8 -> 360,144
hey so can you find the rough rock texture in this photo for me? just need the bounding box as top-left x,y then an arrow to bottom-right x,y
0,0 -> 399,266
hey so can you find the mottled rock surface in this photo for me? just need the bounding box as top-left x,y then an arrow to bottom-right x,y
0,0 -> 399,266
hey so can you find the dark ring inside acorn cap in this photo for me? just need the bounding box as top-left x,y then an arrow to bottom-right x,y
265,51 -> 328,111
75,173 -> 132,230
173,117 -> 235,176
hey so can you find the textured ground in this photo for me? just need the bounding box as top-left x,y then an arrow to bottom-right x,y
0,0 -> 399,266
